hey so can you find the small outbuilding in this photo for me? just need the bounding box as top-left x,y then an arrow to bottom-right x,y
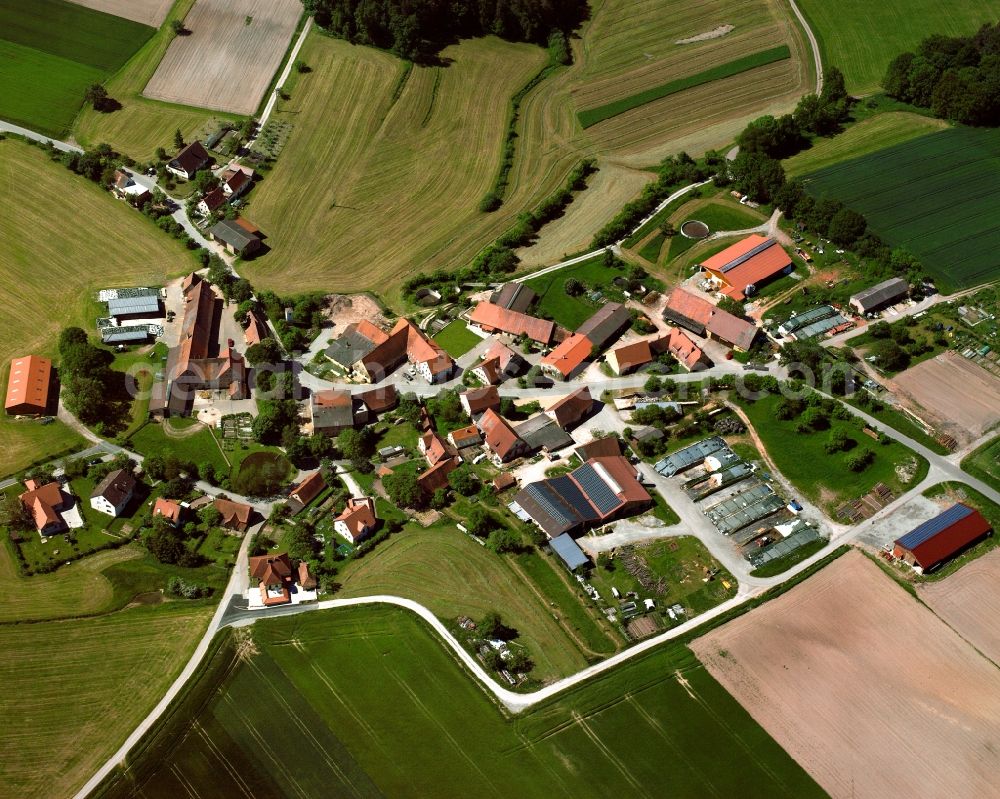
850,278 -> 909,315
550,533 -> 590,572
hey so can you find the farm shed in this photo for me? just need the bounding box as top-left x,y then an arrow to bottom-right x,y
550,533 -> 590,572
654,436 -> 728,476
210,218 -> 262,256
850,278 -> 909,315
662,288 -> 758,351
893,503 -> 992,572
107,291 -> 161,318
4,355 -> 52,415
777,305 -> 847,339
700,235 -> 793,300
490,282 -> 538,314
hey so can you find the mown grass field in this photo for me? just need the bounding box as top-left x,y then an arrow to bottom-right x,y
794,0 -> 1000,94
0,602 -> 213,799
802,126 -> 1000,291
0,0 -> 153,136
99,606 -> 824,799
73,0 -> 236,160
128,419 -> 230,476
336,523 -> 618,681
432,320 -> 482,358
578,45 -> 791,128
962,435 -> 1000,494
0,139 -> 194,476
784,111 -> 949,176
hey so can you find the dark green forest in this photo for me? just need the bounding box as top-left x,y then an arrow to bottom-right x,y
302,0 -> 588,60
883,22 -> 1000,125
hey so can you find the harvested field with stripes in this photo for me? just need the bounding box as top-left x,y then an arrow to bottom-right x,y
100,606 -> 824,799
143,0 -> 302,114
693,550 -> 1000,799
66,0 -> 172,26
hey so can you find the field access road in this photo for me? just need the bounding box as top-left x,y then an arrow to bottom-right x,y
788,0 -> 823,95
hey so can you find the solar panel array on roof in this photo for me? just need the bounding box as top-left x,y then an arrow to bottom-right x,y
573,463 -> 623,516
719,238 -> 777,274
523,483 -> 577,532
550,475 -> 599,523
107,294 -> 161,317
896,504 -> 975,550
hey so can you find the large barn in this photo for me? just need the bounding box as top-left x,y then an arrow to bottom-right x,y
700,235 -> 792,300
4,355 -> 52,416
893,503 -> 992,572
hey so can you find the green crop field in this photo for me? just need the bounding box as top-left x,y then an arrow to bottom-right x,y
738,392 -> 928,514
794,0 -> 1000,94
784,111 -> 949,177
432,320 -> 482,358
962,435 -> 1000,494
802,126 -> 1000,291
578,45 -> 791,128
0,139 -> 195,477
0,0 -> 154,137
97,606 -> 825,799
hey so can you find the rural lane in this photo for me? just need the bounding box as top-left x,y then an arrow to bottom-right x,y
0,121 -> 82,152
788,0 -> 823,95
253,19 -> 313,134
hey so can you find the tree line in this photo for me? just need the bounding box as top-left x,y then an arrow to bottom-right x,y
302,0 -> 587,61
883,22 -> 1000,126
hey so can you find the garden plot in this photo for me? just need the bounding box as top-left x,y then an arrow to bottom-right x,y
692,551 -> 1000,799
143,0 -> 301,114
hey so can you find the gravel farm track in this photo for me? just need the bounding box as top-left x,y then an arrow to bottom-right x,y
142,0 -> 302,114
692,551 -> 1000,799
65,0 -> 173,27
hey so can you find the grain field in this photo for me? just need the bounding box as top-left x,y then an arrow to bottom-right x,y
65,0 -> 172,27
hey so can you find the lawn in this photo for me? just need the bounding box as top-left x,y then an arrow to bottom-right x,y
681,199 -> 765,235
637,232 -> 665,262
738,391 -> 928,514
94,606 -> 824,799
432,320 -> 482,358
578,46 -> 792,128
784,111 -> 949,177
336,522 -> 617,682
128,420 -> 230,476
0,602 -> 213,799
587,535 -> 738,620
794,0 -> 1000,93
0,0 -> 154,137
801,126 -> 1000,291
73,0 -> 235,160
0,139 -> 195,477
962,435 -> 1000,494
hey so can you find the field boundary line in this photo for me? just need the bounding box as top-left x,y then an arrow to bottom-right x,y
787,0 -> 822,94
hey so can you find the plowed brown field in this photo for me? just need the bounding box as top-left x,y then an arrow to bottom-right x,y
918,547 -> 1000,665
692,550 -> 1000,799
143,0 -> 301,114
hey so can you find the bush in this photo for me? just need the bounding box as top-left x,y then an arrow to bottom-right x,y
846,449 -> 875,472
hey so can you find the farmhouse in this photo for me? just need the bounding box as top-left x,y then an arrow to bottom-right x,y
352,318 -> 453,383
663,327 -> 712,371
288,471 -> 326,513
89,469 -> 137,517
420,430 -> 455,467
511,455 -> 651,538
549,533 -> 590,572
19,479 -> 69,536
248,552 -> 294,606
356,385 -> 398,416
111,170 -> 151,204
574,436 -> 623,461
4,355 -> 52,416
214,497 -> 254,531
220,166 -> 252,198
333,497 -> 377,544
607,338 -> 663,376
243,308 -> 270,345
547,386 -> 594,430
166,141 -> 210,180
460,386 -> 501,418
540,333 -> 592,380
490,282 -> 538,314
152,497 -> 183,527
850,277 -> 909,315
197,187 -> 227,216
663,288 -> 758,351
699,235 -> 793,300
469,302 -> 555,345
473,340 -> 523,384
477,408 -> 529,463
310,389 -> 367,437
418,456 -> 459,494
576,302 -> 632,351
893,503 -> 992,573
157,275 -> 249,416
210,218 -> 263,256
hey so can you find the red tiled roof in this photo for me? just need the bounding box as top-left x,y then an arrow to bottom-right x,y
421,431 -> 454,466
475,357 -> 503,384
19,480 -> 64,532
461,386 -> 500,416
360,318 -> 453,378
335,497 -> 377,538
481,339 -> 520,371
664,288 -> 758,351
5,355 -> 52,414
587,455 -> 651,505
469,302 -> 555,344
153,497 -> 182,525
665,327 -> 709,371
477,408 -> 524,461
356,384 -> 398,414
548,386 -> 593,430
215,497 -> 253,528
701,235 -> 791,300
449,424 -> 482,448
200,187 -> 227,212
418,456 -> 458,493
609,340 -> 653,375
290,471 -> 326,506
249,552 -> 293,585
244,309 -> 269,345
541,334 -> 592,378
